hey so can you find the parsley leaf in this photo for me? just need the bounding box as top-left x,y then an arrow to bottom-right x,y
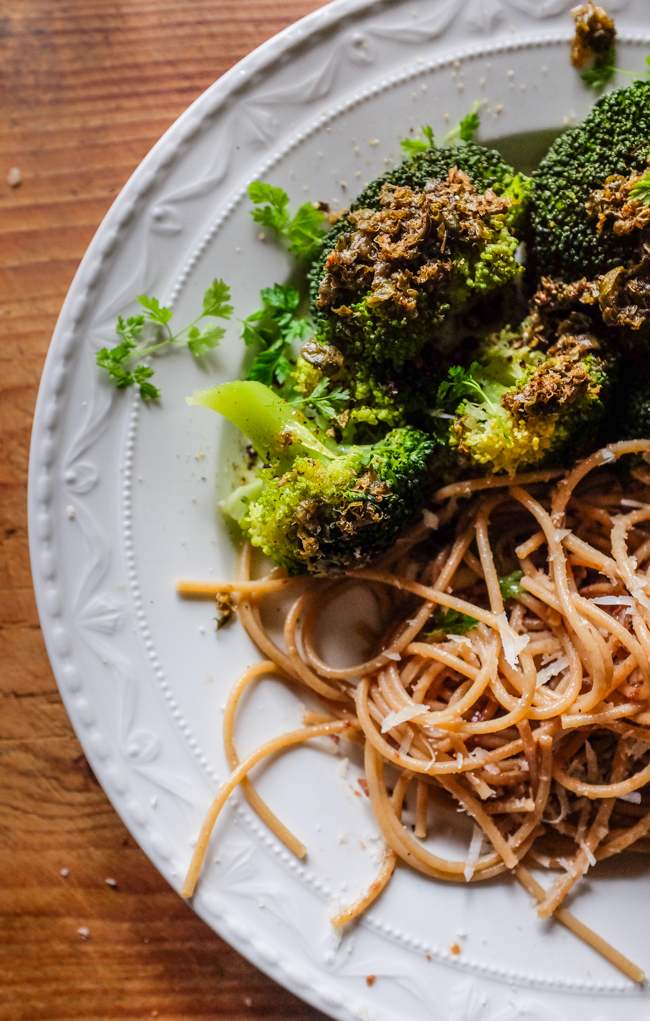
630,170 -> 650,205
459,109 -> 481,142
443,101 -> 482,145
246,348 -> 288,386
283,316 -> 312,345
96,278 -> 232,399
115,314 -> 145,344
499,570 -> 524,600
96,342 -> 137,389
260,283 -> 300,313
241,310 -> 275,349
202,278 -> 234,318
581,46 -> 616,91
132,364 -> 161,400
187,323 -> 227,357
400,124 -> 435,158
137,295 -> 173,325
438,363 -> 511,443
242,284 -> 312,389
95,343 -> 161,400
272,353 -> 292,385
286,203 -> 329,260
248,181 -> 290,235
424,608 -> 478,639
248,182 -> 327,261
291,377 -> 350,420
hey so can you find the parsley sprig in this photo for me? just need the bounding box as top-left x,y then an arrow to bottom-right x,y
499,570 -> 524,600
242,284 -> 311,388
248,182 -> 327,261
585,49 -> 650,92
438,363 -> 511,444
96,280 -> 233,400
424,608 -> 478,639
290,376 -> 350,421
444,102 -> 482,145
400,124 -> 435,158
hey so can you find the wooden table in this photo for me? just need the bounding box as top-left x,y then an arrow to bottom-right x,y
0,3 -> 330,1018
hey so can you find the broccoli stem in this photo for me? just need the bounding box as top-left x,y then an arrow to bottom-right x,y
188,380 -> 335,464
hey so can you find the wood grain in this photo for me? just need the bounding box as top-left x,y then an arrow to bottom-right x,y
0,3 -> 330,1018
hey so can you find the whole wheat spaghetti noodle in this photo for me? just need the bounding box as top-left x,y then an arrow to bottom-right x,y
179,443 -> 650,982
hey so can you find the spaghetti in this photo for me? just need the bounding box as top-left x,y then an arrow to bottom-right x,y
177,441 -> 650,983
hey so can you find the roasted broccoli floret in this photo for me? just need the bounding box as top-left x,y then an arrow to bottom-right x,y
292,337 -> 451,438
439,319 -> 613,475
531,79 -> 650,281
308,143 -> 531,371
291,348 -> 407,433
188,381 -> 434,575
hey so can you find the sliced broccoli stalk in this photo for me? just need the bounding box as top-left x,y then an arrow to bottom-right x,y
188,380 -> 335,466
190,381 -> 434,575
222,478 -> 264,523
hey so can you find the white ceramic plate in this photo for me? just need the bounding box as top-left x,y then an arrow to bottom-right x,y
29,2 -> 650,1018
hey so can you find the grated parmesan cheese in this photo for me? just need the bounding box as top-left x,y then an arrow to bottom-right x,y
553,528 -> 571,543
446,633 -> 471,647
580,840 -> 597,867
632,587 -> 650,613
464,824 -> 484,882
558,857 -> 579,877
536,655 -> 569,687
381,704 -> 428,733
592,595 -> 635,607
618,791 -> 642,804
422,509 -> 439,530
496,612 -> 530,668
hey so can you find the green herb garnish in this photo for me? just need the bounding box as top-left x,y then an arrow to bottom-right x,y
290,377 -> 350,421
242,283 -> 311,389
96,280 -> 233,399
438,363 -> 511,443
630,169 -> 650,205
424,608 -> 479,639
581,46 -> 616,91
400,124 -> 435,158
444,102 -> 481,145
499,570 -> 524,600
248,182 -> 327,261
